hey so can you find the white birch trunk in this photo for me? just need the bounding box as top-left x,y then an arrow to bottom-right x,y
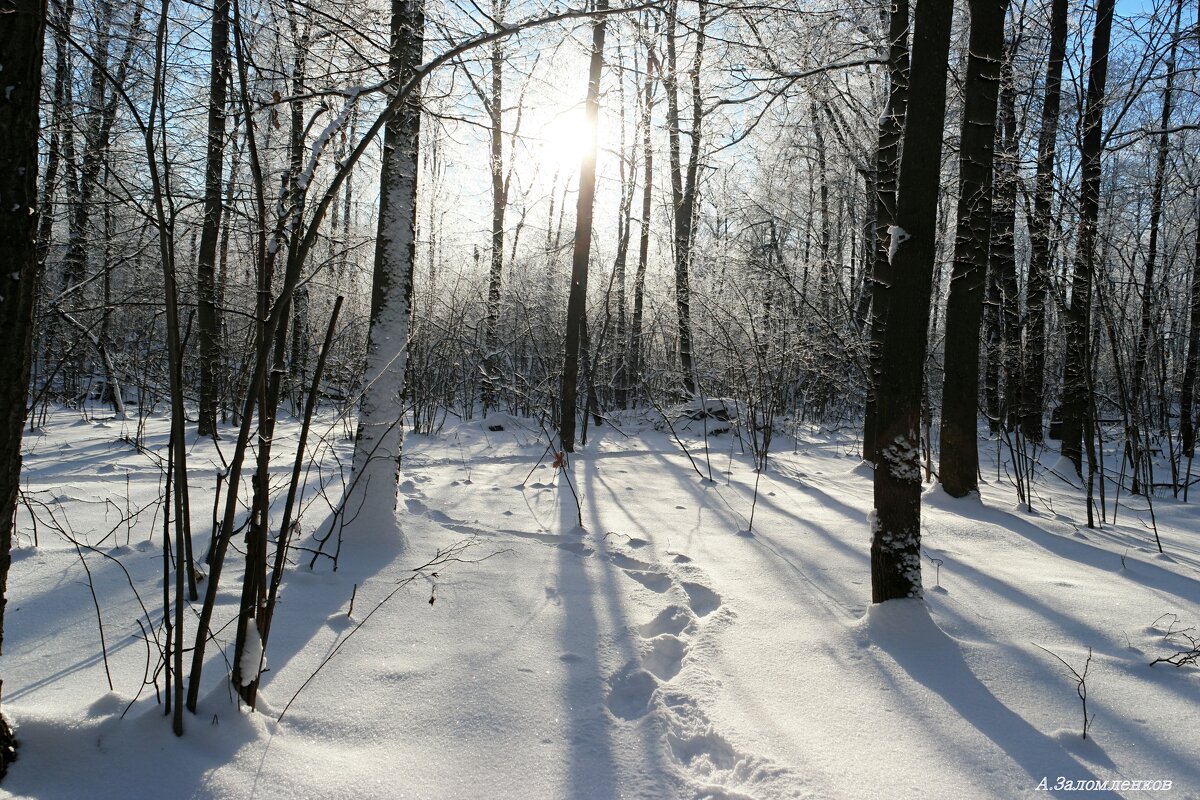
348,0 -> 423,542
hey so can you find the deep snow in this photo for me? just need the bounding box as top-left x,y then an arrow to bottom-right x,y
1,409 -> 1197,799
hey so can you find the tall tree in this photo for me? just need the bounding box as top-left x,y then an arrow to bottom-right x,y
862,0 -> 911,461
871,0 -> 956,602
1060,0 -> 1115,476
1020,0 -> 1068,442
0,0 -> 48,771
665,0 -> 706,396
350,0 -> 425,519
559,0 -> 609,452
231,0 -> 313,704
196,0 -> 233,437
988,46 -> 1020,430
1181,193 -> 1200,462
36,0 -> 73,278
481,0 -> 511,412
55,0 -> 140,410
627,20 -> 658,409
1127,0 -> 1182,493
938,0 -> 1010,497
610,40 -> 636,411
61,0 -> 115,295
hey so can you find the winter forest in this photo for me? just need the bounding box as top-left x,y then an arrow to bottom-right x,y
0,0 -> 1199,792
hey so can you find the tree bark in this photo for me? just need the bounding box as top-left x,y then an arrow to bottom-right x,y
1060,0 -> 1115,475
938,0 -> 1009,497
1020,0 -> 1068,442
991,50 -> 1020,430
0,0 -> 48,771
1181,195 -> 1200,459
54,0 -> 140,407
872,0 -> 955,602
611,42 -> 635,411
628,24 -> 657,408
559,0 -> 608,452
665,0 -> 705,396
61,0 -> 114,296
482,3 -> 508,412
196,0 -> 232,437
351,0 -> 425,513
862,0 -> 910,461
231,3 -> 313,703
1128,0 -> 1181,492
37,0 -> 73,274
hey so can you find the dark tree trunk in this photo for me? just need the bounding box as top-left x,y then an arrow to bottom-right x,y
983,258 -> 1002,431
862,0 -> 910,462
1021,0 -> 1068,442
55,0 -> 139,404
37,0 -> 73,274
62,0 -> 114,296
628,28 -> 657,408
611,44 -> 635,411
1128,0 -> 1181,492
0,0 -> 48,772
665,0 -> 705,396
938,0 -> 1009,497
1060,0 -> 1115,475
992,51 -> 1020,430
196,0 -> 232,437
289,285 -> 310,411
1181,196 -> 1200,459
872,0 -> 955,602
281,10 -> 310,411
559,0 -> 608,452
483,6 -> 507,412
611,168 -> 634,410
812,102 -> 834,319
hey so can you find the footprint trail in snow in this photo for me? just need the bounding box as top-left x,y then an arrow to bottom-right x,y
398,463 -> 808,798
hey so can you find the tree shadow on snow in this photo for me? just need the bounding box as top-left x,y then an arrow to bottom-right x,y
864,600 -> 1114,797
549,457 -> 679,799
923,490 -> 1200,610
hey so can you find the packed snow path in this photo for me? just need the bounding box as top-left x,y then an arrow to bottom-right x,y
2,412 -> 1198,798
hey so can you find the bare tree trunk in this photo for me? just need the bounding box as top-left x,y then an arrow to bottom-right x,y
37,0 -> 73,273
62,0 -> 114,295
992,50 -> 1020,430
862,0 -> 910,461
612,41 -> 635,411
55,0 -> 141,408
482,2 -> 509,412
340,108 -> 357,277
628,23 -> 657,408
938,0 -> 1009,497
1020,0 -> 1067,442
812,101 -> 834,320
1181,195 -> 1200,459
197,0 -> 232,437
231,7 -> 314,704
872,0 -> 955,602
559,0 -> 608,452
1128,0 -> 1181,492
351,0 -> 425,511
0,0 -> 48,770
1060,0 -> 1115,476
143,0 -> 193,735
983,259 -> 1002,431
283,8 -> 312,411
665,0 -> 706,396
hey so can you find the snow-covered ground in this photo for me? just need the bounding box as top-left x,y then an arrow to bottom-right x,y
2,409 -> 1198,799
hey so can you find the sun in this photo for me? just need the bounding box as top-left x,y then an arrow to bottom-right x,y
538,110 -> 598,169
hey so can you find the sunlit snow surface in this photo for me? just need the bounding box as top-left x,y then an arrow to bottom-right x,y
3,409 -> 1198,799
